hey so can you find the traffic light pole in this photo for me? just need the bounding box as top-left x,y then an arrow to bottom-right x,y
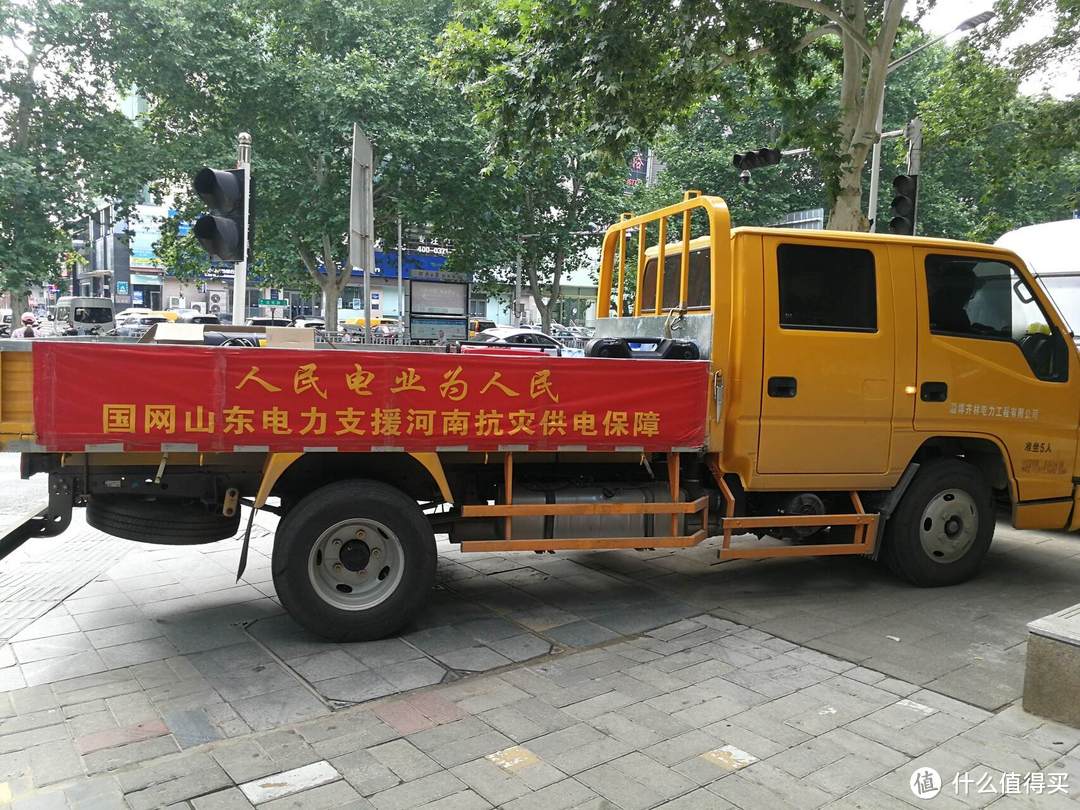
905,117 -> 922,235
232,132 -> 251,327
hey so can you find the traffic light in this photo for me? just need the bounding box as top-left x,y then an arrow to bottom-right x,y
888,174 -> 919,235
732,147 -> 782,172
193,167 -> 248,261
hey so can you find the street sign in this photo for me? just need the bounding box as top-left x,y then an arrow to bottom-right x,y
259,298 -> 288,307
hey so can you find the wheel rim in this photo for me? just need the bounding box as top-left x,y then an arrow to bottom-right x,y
307,518 -> 405,610
919,488 -> 978,564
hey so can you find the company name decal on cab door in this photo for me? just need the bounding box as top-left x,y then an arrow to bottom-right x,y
948,402 -> 1039,420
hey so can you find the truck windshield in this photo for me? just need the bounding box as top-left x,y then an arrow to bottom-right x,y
74,307 -> 113,324
1036,274 -> 1080,334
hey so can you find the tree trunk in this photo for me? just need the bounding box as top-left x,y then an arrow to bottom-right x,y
817,0 -> 903,232
297,236 -> 350,333
827,169 -> 870,230
323,287 -> 339,334
9,292 -> 31,322
323,232 -> 354,334
536,300 -> 551,335
298,240 -> 340,332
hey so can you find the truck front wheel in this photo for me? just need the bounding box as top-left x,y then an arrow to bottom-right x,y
271,480 -> 436,641
883,459 -> 994,587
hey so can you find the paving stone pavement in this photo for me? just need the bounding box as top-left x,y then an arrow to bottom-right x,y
0,612 -> 1077,808
0,507 -> 1076,806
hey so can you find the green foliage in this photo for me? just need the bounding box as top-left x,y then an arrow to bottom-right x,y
438,0 -> 896,226
0,0 -> 158,300
877,39 -> 1080,240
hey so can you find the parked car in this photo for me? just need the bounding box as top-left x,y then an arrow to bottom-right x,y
246,317 -> 292,328
115,307 -> 153,321
177,313 -> 220,325
473,327 -> 585,356
115,314 -> 169,337
469,318 -> 497,337
549,324 -> 578,342
290,318 -> 325,329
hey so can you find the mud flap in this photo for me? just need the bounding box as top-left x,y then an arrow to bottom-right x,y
235,505 -> 258,582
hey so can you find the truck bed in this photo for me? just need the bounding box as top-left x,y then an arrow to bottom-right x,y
9,341 -> 710,454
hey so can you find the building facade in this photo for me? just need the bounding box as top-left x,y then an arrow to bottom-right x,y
68,202 -> 598,329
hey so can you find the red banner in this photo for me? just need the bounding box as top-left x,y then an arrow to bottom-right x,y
32,344 -> 708,453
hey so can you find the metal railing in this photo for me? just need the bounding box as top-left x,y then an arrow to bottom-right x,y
597,190 -> 731,319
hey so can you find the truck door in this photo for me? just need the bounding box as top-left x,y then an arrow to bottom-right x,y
758,237 -> 895,474
913,249 -> 1077,503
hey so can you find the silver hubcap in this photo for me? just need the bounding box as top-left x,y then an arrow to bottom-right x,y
919,488 -> 978,564
307,518 -> 404,610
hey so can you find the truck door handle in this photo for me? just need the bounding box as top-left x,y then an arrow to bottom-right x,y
920,381 -> 948,402
767,376 -> 797,398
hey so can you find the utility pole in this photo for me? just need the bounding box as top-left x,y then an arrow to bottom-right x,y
349,124 -> 375,342
231,133 -> 251,326
867,11 -> 994,230
396,213 -> 404,343
514,250 -> 523,327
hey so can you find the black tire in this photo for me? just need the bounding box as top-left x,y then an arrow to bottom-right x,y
883,459 -> 994,586
87,496 -> 240,544
271,479 -> 436,642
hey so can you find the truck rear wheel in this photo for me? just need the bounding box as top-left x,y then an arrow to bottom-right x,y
271,480 -> 436,642
883,459 -> 993,586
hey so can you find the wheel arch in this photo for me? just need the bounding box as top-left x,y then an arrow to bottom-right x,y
911,435 -> 1014,505
254,451 -> 453,509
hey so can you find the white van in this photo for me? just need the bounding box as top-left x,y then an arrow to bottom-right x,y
53,296 -> 115,335
996,219 -> 1080,332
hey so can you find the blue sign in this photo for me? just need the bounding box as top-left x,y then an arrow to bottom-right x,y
318,250 -> 460,281
116,281 -> 129,295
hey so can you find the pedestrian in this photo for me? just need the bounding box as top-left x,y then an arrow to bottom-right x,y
15,313 -> 36,339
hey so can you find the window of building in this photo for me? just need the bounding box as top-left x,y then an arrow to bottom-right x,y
926,254 -> 1067,381
469,295 -> 487,317
638,248 -> 711,312
777,244 -> 876,331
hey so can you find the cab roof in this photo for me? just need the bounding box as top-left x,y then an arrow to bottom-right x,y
643,227 -> 1025,265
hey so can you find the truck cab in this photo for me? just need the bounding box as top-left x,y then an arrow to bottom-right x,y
595,192 -> 1080,560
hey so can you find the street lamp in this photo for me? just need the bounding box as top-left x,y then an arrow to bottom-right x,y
866,10 -> 994,230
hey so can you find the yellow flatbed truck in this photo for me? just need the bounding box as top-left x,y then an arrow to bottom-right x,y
2,191 -> 1077,640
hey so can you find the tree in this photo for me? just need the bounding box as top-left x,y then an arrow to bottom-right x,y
441,0 -> 921,231
499,144 -> 625,334
121,0 -> 511,331
0,0 -> 155,313
875,34 -> 1080,240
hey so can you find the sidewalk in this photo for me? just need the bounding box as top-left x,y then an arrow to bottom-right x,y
0,515 -> 1076,808
2,611 -> 1078,809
